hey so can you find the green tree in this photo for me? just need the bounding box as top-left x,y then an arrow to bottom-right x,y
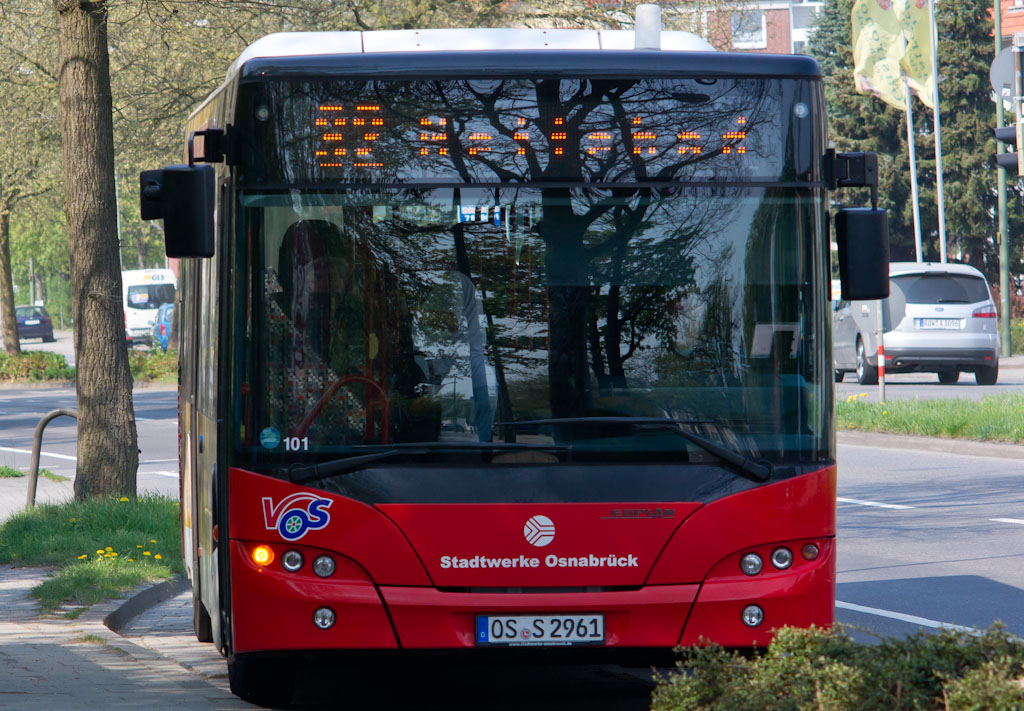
808,0 -> 1024,279
0,0 -> 61,355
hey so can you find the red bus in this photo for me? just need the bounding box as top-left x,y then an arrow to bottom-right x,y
140,24 -> 887,705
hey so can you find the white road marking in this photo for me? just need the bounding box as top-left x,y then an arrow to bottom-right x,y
0,445 -> 76,461
836,601 -> 979,634
141,459 -> 177,464
837,497 -> 914,510
142,470 -> 179,478
990,518 -> 1024,525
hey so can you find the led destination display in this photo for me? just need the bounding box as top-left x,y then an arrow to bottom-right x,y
241,77 -> 797,183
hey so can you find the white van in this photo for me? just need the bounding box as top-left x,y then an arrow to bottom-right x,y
123,269 -> 177,346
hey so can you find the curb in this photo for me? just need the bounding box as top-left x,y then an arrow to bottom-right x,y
837,430 -> 1024,460
103,574 -> 190,633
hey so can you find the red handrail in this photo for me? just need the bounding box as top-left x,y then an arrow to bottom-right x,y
296,374 -> 390,442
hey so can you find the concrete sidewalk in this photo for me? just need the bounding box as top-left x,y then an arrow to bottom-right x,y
0,565 -> 248,710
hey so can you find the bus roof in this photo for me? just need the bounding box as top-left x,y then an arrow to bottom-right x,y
225,29 -> 819,83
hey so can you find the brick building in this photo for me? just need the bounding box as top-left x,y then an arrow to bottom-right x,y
705,0 -> 821,54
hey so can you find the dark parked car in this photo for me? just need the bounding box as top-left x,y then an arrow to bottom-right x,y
152,303 -> 174,352
15,305 -> 55,342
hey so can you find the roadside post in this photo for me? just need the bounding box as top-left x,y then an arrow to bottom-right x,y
876,300 -> 885,402
26,409 -> 77,509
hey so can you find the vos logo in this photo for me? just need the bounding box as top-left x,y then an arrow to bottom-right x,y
262,493 -> 332,541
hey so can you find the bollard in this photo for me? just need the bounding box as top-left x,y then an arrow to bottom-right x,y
26,409 -> 78,509
877,343 -> 886,402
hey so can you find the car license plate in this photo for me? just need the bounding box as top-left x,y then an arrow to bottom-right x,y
475,614 -> 604,646
917,318 -> 961,330
24,319 -> 40,325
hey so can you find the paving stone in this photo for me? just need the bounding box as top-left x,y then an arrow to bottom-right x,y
0,565 -> 250,709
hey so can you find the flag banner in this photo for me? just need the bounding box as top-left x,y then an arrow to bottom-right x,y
895,0 -> 935,109
852,0 -> 906,110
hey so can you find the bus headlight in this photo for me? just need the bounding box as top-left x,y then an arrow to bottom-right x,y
741,605 -> 764,628
770,547 -> 794,570
313,555 -> 336,578
281,550 -> 304,572
801,543 -> 820,561
739,553 -> 763,576
313,607 -> 336,630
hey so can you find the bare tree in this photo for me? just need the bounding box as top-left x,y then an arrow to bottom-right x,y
55,0 -> 137,498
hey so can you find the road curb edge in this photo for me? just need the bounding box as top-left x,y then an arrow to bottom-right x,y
103,573 -> 190,633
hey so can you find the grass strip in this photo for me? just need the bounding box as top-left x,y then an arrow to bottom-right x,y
837,393 -> 1024,444
0,466 -> 70,481
0,495 -> 182,613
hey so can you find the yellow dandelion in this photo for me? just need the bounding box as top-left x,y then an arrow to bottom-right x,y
119,497 -> 129,502
143,551 -> 151,556
154,554 -> 162,560
77,554 -> 88,560
70,518 -> 77,523
96,549 -> 104,555
136,545 -> 143,548
111,552 -> 118,557
882,410 -> 888,415
859,393 -> 867,398
127,558 -> 134,562
105,547 -> 113,552
150,539 -> 156,544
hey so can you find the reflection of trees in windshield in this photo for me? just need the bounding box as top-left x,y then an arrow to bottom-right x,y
246,186 -> 823,456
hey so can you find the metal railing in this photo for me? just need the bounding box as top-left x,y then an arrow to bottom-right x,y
26,409 -> 78,509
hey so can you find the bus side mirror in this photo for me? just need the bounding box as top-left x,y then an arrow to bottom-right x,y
139,165 -> 215,258
835,207 -> 889,301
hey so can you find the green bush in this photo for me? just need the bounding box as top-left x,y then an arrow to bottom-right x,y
0,351 -> 74,381
128,348 -> 178,383
652,625 -> 1024,711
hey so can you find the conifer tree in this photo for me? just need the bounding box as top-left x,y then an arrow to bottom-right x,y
808,0 -> 1023,277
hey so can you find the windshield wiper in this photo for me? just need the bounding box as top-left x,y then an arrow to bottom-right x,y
497,417 -> 771,483
282,442 -> 572,485
499,417 -> 711,427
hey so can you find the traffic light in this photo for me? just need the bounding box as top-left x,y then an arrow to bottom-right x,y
993,124 -> 1023,175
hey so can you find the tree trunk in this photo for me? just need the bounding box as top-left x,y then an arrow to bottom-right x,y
0,205 -> 22,355
55,0 -> 138,499
133,231 -> 146,269
540,191 -> 590,419
34,271 -> 46,305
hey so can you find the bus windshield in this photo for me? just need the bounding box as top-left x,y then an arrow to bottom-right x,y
234,185 -> 830,466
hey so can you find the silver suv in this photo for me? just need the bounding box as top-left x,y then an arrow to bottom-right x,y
833,262 -> 1000,385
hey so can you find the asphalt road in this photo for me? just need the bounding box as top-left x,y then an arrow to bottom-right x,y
834,441 -> 1024,641
836,354 -> 1024,402
2,328 -> 78,366
0,386 -> 179,501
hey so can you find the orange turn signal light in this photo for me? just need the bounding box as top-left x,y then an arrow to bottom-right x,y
252,545 -> 274,566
